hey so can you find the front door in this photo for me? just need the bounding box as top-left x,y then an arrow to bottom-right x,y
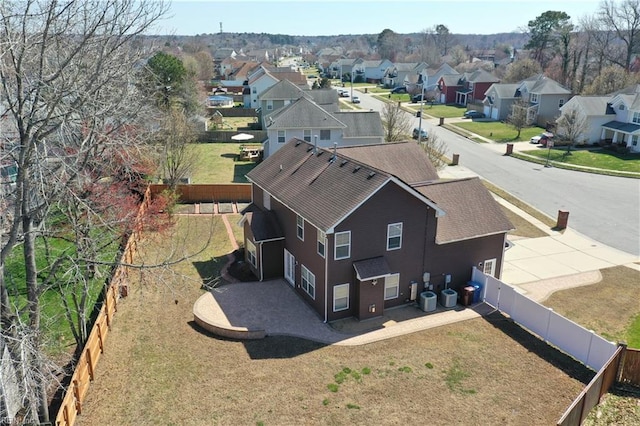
284,249 -> 295,286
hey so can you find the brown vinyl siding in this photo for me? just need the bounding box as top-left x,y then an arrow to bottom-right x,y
326,181 -> 434,321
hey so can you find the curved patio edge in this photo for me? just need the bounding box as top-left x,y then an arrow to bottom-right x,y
193,292 -> 266,340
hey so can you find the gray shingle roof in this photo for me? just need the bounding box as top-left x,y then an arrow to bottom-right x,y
260,79 -> 306,100
246,140 -> 443,232
353,257 -> 391,280
336,141 -> 438,184
529,77 -> 571,95
566,96 -> 613,116
264,97 -> 346,130
602,120 -> 640,133
465,69 -> 500,83
440,74 -> 462,86
303,89 -> 339,110
414,178 -> 514,244
485,83 -> 519,99
332,111 -> 384,139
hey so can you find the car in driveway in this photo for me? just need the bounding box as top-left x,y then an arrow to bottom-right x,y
352,96 -> 360,104
412,127 -> 428,140
530,133 -> 553,146
390,86 -> 407,94
463,110 -> 485,119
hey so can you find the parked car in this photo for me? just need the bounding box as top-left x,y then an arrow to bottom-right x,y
352,96 -> 360,104
412,94 -> 424,103
412,127 -> 428,140
391,86 -> 407,94
463,110 -> 485,119
530,133 -> 553,146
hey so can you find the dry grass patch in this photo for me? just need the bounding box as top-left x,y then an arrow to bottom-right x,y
74,215 -> 596,425
543,266 -> 640,344
501,206 -> 547,239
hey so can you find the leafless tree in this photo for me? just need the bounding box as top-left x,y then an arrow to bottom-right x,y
419,130 -> 448,170
381,102 -> 413,142
507,98 -> 531,139
0,1 -> 169,422
556,107 -> 589,152
158,107 -> 199,187
502,58 -> 542,83
598,0 -> 640,70
582,65 -> 640,95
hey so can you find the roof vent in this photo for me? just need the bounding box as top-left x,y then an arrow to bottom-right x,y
307,146 -> 314,152
295,140 -> 302,146
367,172 -> 376,179
353,166 -> 361,173
340,160 -> 348,167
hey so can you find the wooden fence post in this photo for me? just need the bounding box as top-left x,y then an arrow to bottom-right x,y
86,348 -> 94,381
73,379 -> 81,413
616,341 -> 628,382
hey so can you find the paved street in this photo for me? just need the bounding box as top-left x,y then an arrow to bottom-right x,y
353,88 -> 640,256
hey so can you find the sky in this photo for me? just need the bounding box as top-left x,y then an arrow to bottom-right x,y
156,0 -> 602,37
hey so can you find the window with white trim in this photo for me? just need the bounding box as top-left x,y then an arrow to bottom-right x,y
619,104 -> 625,110
317,229 -> 326,258
633,112 -> 640,124
246,240 -> 257,267
320,129 -> 330,140
558,98 -> 565,108
296,215 -> 304,240
333,283 -> 349,311
386,222 -> 403,250
334,231 -> 351,260
303,129 -> 312,142
530,93 -> 538,103
277,130 -> 286,144
483,258 -> 496,277
384,274 -> 399,300
633,135 -> 639,146
266,100 -> 273,110
301,265 -> 315,299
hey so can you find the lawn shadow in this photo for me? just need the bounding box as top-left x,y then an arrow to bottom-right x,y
192,254 -> 229,290
243,336 -> 327,359
221,153 -> 238,159
483,310 -> 595,384
233,163 -> 258,182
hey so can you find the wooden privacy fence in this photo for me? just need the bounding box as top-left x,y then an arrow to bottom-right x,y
149,183 -> 252,203
54,188 -> 150,426
557,345 -> 640,425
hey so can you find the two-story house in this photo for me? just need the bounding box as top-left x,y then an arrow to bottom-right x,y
355,59 -> 394,83
245,64 -> 307,108
262,96 -> 384,157
513,74 -> 571,127
454,69 -> 500,106
242,140 -> 513,322
558,84 -> 640,152
382,62 -> 428,89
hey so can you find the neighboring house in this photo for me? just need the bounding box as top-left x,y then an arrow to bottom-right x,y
455,69 -> 500,106
355,59 -> 394,83
245,64 -> 307,108
482,83 -> 520,120
242,140 -> 513,322
328,58 -> 359,80
557,84 -> 640,152
422,63 -> 458,89
513,74 -> 571,127
437,74 -> 463,104
262,96 -> 383,157
556,96 -> 615,145
382,62 -> 428,89
258,79 -> 338,128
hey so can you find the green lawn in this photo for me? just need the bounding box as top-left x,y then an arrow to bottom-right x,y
189,143 -> 261,183
453,121 -> 545,142
519,148 -> 640,173
416,104 -> 467,119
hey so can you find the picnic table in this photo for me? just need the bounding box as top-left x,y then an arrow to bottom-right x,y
238,145 -> 263,161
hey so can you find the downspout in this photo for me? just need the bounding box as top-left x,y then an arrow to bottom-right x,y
421,207 -> 430,281
259,242 -> 264,281
324,234 -> 329,323
498,233 -> 507,280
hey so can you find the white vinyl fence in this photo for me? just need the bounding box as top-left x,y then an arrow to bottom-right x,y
471,267 -> 617,371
